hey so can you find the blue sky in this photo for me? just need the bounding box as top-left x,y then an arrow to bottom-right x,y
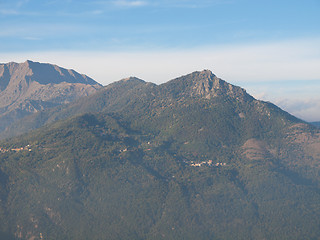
1,0 -> 320,121
1,0 -> 319,51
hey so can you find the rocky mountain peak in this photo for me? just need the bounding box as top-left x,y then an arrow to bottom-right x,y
120,76 -> 146,84
0,60 -> 102,134
163,70 -> 253,102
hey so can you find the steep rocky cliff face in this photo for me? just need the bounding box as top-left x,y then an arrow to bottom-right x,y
0,60 -> 102,135
160,70 -> 252,101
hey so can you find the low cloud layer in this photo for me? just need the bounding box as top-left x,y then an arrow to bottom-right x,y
275,98 -> 320,122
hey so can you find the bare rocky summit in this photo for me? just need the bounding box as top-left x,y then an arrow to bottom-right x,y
0,60 -> 102,134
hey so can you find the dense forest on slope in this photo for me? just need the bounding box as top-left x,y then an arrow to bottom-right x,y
0,70 -> 320,239
311,121 -> 320,128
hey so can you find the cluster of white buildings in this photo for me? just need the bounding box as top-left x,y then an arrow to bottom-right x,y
0,145 -> 32,153
190,160 -> 226,167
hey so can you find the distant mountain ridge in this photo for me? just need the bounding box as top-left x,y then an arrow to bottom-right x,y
2,69 -> 302,140
311,121 -> 320,128
0,60 -> 97,87
0,60 -> 102,135
0,70 -> 251,139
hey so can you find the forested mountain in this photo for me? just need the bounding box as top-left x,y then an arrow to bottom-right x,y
311,121 -> 320,128
0,69 -> 319,239
0,60 -> 102,136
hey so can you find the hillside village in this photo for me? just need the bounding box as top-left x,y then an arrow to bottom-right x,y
141,141 -> 227,168
1,141 -> 228,170
189,160 -> 227,167
0,145 -> 32,153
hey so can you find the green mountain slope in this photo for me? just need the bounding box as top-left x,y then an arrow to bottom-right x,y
1,77 -> 149,140
0,70 -> 319,239
311,121 -> 320,128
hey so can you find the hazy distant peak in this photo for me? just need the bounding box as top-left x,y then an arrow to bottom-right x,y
121,76 -> 145,83
25,59 -> 34,65
106,76 -> 148,90
0,60 -> 101,86
197,69 -> 216,77
0,60 -> 103,134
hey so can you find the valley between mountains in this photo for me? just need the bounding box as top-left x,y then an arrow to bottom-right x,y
0,61 -> 320,240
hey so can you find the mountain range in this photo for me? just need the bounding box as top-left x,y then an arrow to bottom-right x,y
0,62 -> 319,239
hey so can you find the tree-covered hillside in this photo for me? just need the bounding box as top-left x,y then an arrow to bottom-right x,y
311,121 -> 320,128
0,70 -> 320,239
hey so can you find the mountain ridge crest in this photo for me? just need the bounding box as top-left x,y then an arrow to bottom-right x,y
161,69 -> 253,101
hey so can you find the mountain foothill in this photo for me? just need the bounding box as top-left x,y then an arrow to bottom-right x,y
0,61 -> 319,240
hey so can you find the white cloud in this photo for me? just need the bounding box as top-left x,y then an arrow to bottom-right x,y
22,36 -> 42,41
159,0 -> 233,8
0,9 -> 19,15
1,38 -> 319,84
112,0 -> 148,7
96,0 -> 231,8
16,0 -> 30,7
0,0 -> 30,15
273,98 -> 320,122
0,22 -> 84,38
